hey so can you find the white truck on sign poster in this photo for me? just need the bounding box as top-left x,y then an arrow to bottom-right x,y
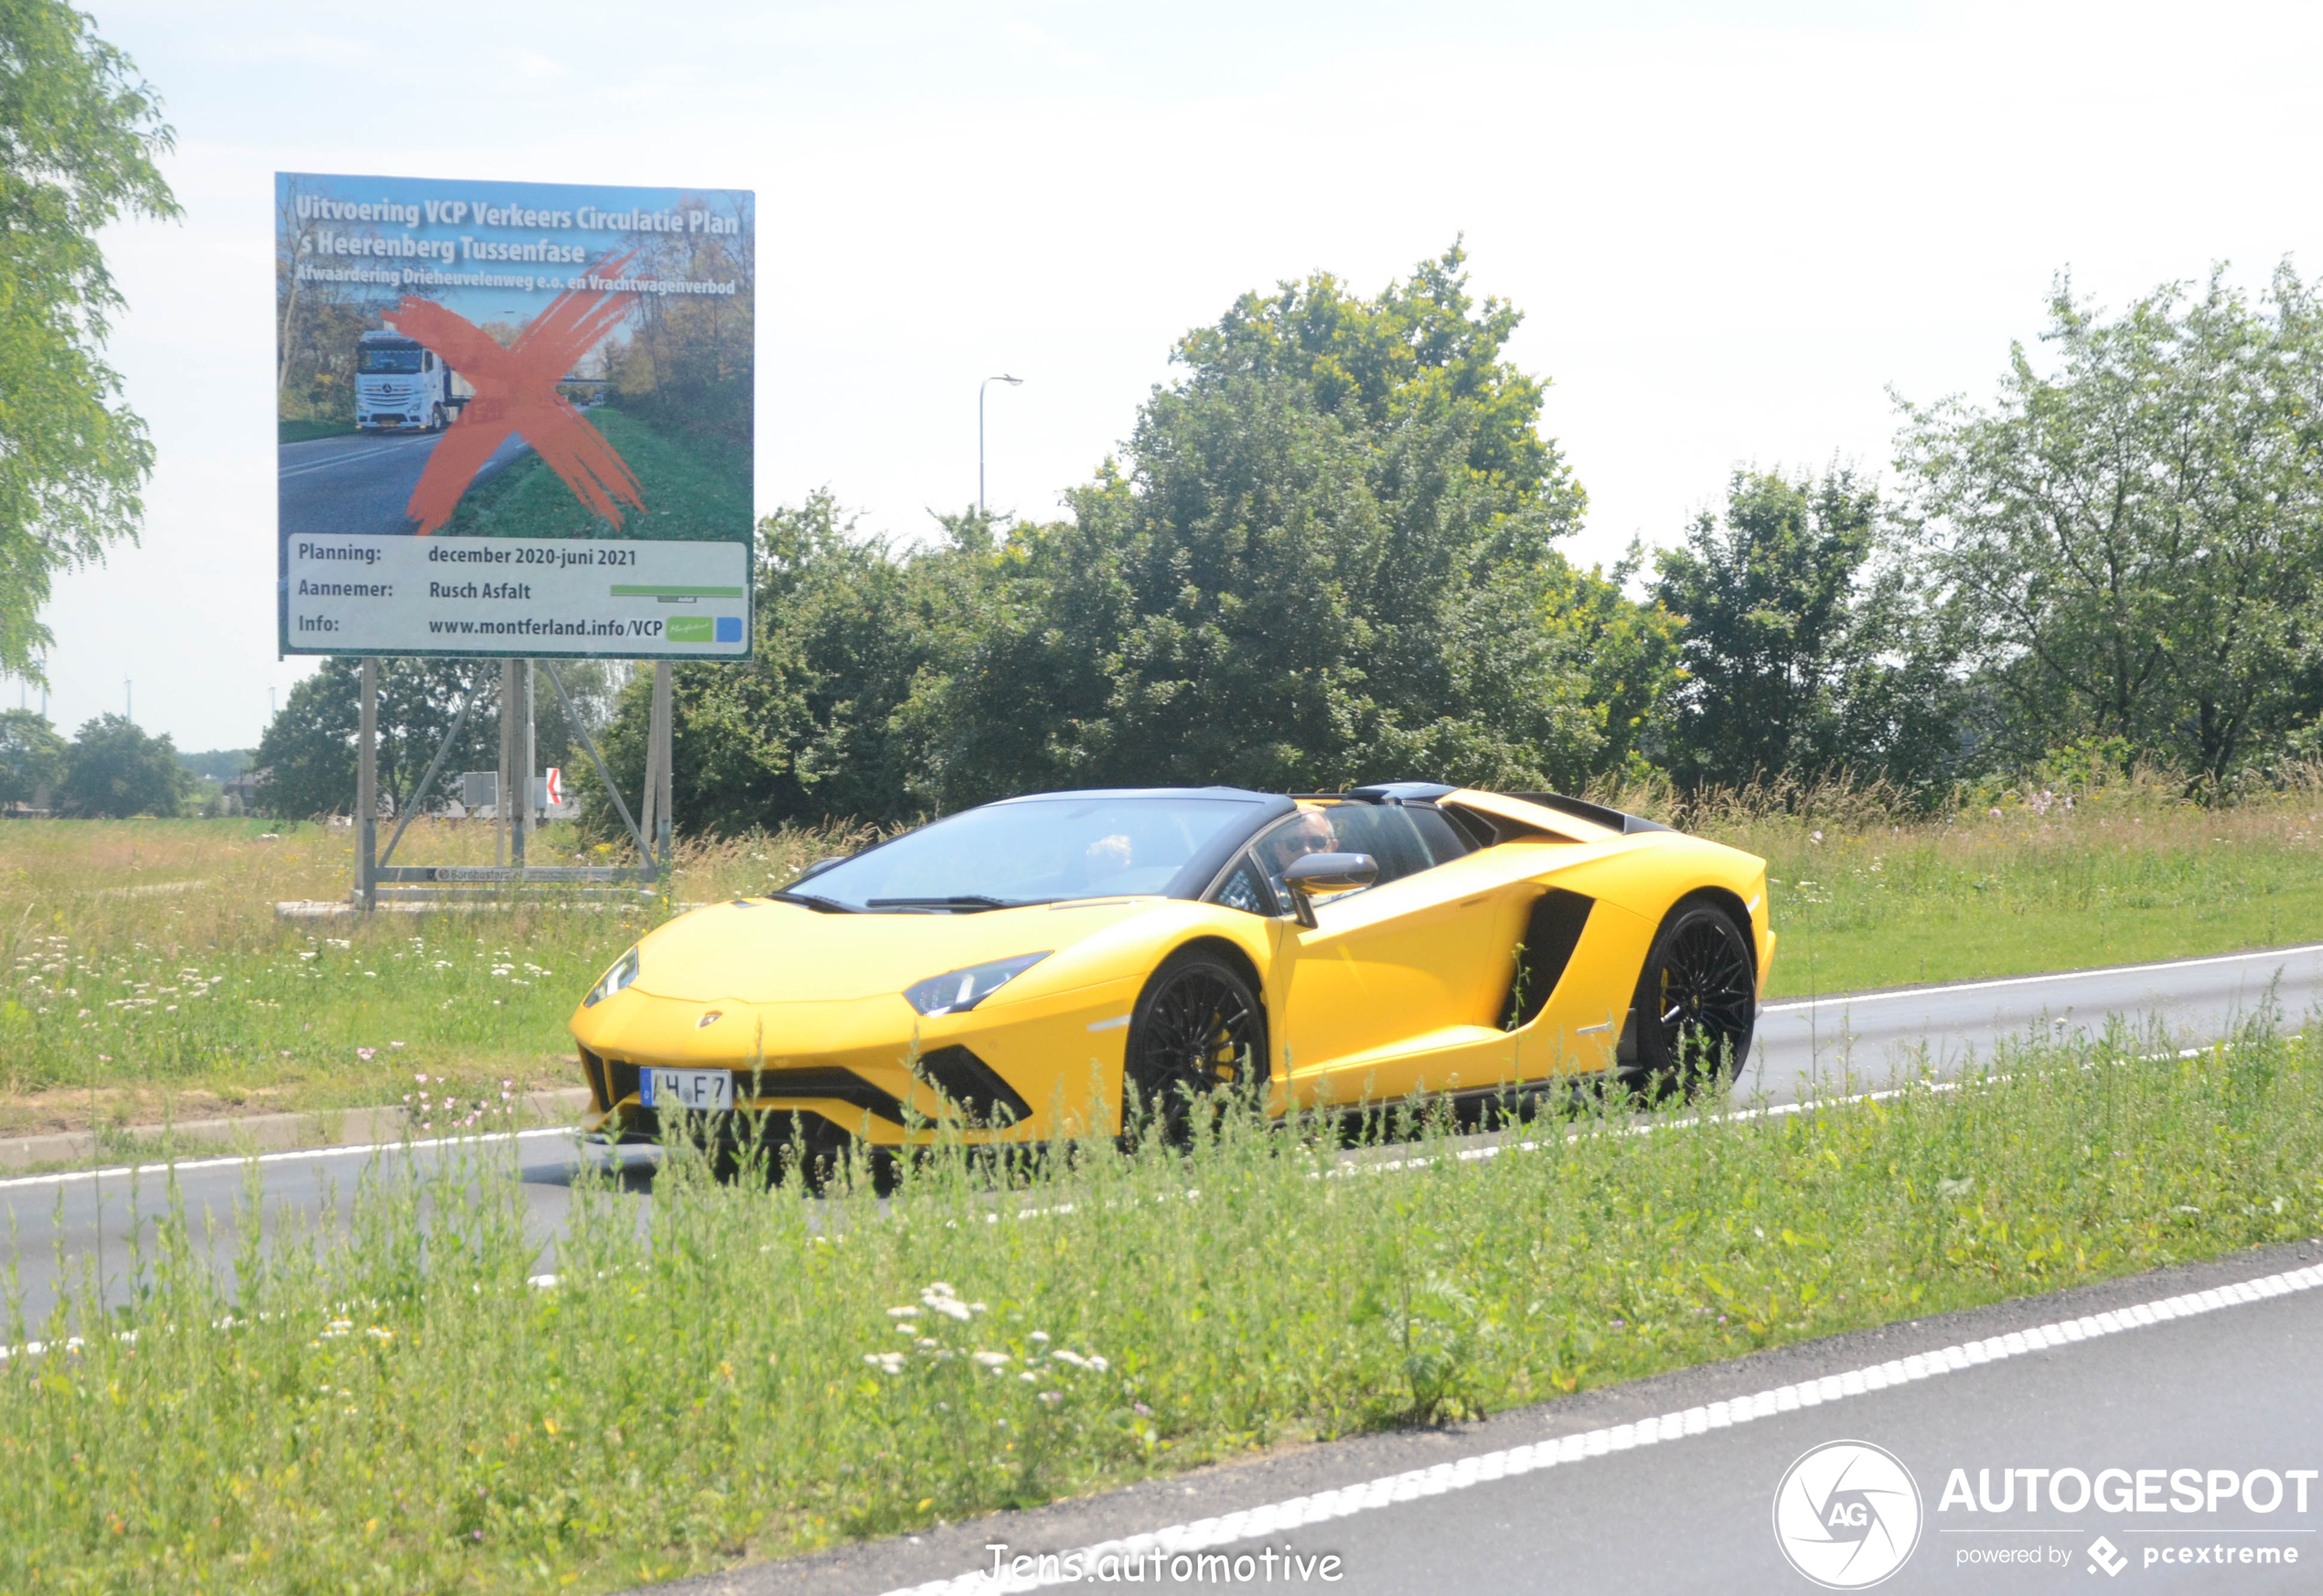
355,330 -> 472,433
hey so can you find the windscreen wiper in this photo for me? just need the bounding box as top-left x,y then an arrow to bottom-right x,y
767,890 -> 858,913
863,894 -> 1044,912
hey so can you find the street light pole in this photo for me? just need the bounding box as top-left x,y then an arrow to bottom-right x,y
979,373 -> 1023,517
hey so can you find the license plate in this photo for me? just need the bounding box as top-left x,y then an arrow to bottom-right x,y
641,1068 -> 733,1111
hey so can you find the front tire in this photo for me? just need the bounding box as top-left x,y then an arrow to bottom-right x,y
428,404 -> 446,433
1123,948 -> 1267,1142
1629,899 -> 1756,1097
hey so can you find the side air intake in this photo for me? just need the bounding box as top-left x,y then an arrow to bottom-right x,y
1504,889 -> 1594,1030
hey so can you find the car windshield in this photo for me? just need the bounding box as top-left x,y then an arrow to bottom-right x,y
359,346 -> 423,374
798,796 -> 1260,910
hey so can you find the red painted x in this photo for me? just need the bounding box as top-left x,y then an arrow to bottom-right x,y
389,252 -> 645,536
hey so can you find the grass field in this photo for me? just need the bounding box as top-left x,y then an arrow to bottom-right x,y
0,819 -> 850,1139
3,1024 -> 2318,1593
0,778 -> 2314,1134
1718,785 -> 2323,998
276,418 -> 359,445
440,406 -> 752,541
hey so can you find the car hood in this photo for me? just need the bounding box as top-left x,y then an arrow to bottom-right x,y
626,896 -> 1160,1004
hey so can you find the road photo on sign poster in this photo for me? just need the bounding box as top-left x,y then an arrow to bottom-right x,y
274,171 -> 754,659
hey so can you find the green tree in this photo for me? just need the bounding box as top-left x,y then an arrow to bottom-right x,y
1653,468 -> 1883,787
254,659 -> 499,819
1898,267 -> 2323,785
0,1 -> 178,675
57,712 -> 184,816
0,705 -> 65,806
903,245 -> 1632,806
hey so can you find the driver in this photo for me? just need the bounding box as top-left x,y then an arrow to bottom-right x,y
1257,808 -> 1338,898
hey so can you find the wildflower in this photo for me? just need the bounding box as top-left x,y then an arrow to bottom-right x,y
390,1041 -> 404,1049
416,1074 -> 427,1084
1038,1390 -> 1064,1405
863,1352 -> 905,1376
971,1351 -> 1009,1369
1030,1330 -> 1050,1343
921,1285 -> 974,1323
357,1047 -> 376,1061
886,1306 -> 919,1318
1133,1402 -> 1153,1417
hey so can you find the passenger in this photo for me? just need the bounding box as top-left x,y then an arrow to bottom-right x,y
1084,832 -> 1134,879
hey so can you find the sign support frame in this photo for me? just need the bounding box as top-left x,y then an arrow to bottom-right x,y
347,657 -> 670,908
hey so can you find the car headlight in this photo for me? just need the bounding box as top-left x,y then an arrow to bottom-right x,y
904,952 -> 1050,1017
583,946 -> 639,1007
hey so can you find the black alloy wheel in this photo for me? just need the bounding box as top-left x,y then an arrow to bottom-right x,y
1124,949 -> 1268,1143
1630,899 -> 1756,1098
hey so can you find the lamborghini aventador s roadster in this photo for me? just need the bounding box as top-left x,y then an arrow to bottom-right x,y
571,784 -> 1774,1150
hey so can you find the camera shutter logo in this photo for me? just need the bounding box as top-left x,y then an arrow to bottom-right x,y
1772,1440 -> 1923,1589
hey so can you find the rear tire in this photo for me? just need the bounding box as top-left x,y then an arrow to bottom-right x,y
1123,948 -> 1267,1143
1628,899 -> 1756,1098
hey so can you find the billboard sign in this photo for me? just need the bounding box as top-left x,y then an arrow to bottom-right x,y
275,172 -> 754,659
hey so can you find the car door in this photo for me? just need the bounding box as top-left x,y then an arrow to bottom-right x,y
1259,804 -> 1510,1105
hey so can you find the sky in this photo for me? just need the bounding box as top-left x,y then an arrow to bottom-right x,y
21,0 -> 2323,751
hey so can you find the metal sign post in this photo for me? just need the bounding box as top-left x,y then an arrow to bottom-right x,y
356,657 -> 379,907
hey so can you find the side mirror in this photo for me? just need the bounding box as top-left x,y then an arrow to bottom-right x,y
1280,852 -> 1378,927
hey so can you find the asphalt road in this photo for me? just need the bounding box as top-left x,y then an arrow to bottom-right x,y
276,427 -> 533,540
728,1239 -> 2323,1596
1744,941 -> 2323,1105
4,942 -> 2318,1328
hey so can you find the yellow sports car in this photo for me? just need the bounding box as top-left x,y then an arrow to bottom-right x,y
571,784 -> 1774,1153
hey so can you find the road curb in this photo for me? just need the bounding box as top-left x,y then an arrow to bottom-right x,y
0,1087 -> 594,1174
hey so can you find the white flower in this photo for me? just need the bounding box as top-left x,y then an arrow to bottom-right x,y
971,1351 -> 1010,1369
920,1286 -> 974,1322
887,1305 -> 919,1318
863,1352 -> 905,1375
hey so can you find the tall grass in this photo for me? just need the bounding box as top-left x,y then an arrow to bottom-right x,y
0,819 -> 862,1135
1600,769 -> 2323,997
4,1022 -> 2319,1593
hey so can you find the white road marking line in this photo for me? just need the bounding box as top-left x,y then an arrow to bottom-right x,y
885,1254 -> 2323,1595
0,1126 -> 576,1192
275,437 -> 439,478
1760,943 -> 2323,1015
